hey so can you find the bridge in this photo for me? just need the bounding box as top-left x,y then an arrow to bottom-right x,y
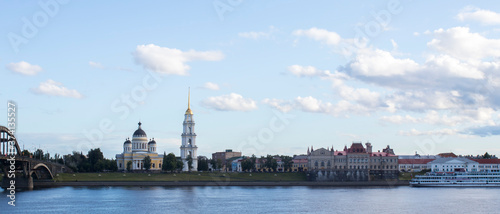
1,126 -> 72,189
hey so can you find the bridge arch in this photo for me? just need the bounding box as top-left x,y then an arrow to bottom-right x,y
31,163 -> 54,180
0,126 -> 21,156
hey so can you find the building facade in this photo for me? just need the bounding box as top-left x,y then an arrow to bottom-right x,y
212,149 -> 242,171
307,142 -> 399,180
116,122 -> 164,171
428,158 -> 479,172
180,90 -> 198,171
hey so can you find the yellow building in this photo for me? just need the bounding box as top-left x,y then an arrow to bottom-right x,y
116,122 -> 163,171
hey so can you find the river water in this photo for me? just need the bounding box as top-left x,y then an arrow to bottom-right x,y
1,186 -> 499,213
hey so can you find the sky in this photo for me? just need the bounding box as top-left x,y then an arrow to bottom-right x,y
2,0 -> 500,159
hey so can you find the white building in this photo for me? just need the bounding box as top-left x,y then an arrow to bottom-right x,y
428,158 -> 479,172
180,90 -> 198,171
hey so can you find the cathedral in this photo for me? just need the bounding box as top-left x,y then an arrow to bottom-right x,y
115,91 -> 198,171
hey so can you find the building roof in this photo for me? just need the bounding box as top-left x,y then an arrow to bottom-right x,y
133,122 -> 147,137
398,159 -> 434,164
429,157 -> 478,164
347,143 -> 366,153
470,159 -> 500,164
370,152 -> 396,157
438,152 -> 457,158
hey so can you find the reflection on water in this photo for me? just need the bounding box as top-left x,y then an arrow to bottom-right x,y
1,186 -> 499,213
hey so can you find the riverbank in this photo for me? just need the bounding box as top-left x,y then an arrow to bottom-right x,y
35,180 -> 409,187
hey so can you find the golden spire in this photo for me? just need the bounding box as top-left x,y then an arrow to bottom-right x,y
185,87 -> 193,115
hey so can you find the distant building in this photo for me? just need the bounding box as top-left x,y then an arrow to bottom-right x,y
471,159 -> 500,172
429,158 -> 479,172
116,122 -> 164,171
438,152 -> 458,158
212,149 -> 242,171
307,142 -> 399,180
180,90 -> 198,171
292,155 -> 308,172
398,159 -> 434,172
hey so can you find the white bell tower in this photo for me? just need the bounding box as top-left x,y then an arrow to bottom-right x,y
181,88 -> 198,171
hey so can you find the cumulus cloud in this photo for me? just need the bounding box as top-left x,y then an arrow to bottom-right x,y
133,44 -> 224,75
293,27 -> 342,45
202,82 -> 220,90
202,93 -> 257,111
457,6 -> 500,25
31,79 -> 83,99
287,65 -> 349,79
6,61 -> 42,75
399,128 -> 457,136
428,27 -> 500,61
239,26 -> 276,40
263,96 -> 375,117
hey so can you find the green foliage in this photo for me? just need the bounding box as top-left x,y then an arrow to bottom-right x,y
281,156 -> 293,172
163,153 -> 178,172
197,158 -> 209,171
176,159 -> 184,171
143,156 -> 152,171
187,156 -> 193,172
483,152 -> 492,159
21,149 -> 32,157
88,148 -> 104,172
126,161 -> 132,172
264,155 -> 277,172
241,159 -> 253,172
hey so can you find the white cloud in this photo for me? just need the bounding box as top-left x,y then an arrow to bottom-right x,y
262,98 -> 293,113
399,128 -> 457,136
202,82 -> 220,90
293,27 -> 342,45
133,44 -> 224,75
264,96 -> 374,117
6,61 -> 42,75
238,26 -> 276,40
239,31 -> 270,39
31,79 -> 83,99
89,61 -> 104,69
428,27 -> 500,61
348,48 -> 420,77
457,6 -> 500,25
202,93 -> 257,111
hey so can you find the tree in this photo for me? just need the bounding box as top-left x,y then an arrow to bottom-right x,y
176,159 -> 184,171
187,155 -> 193,172
143,156 -> 152,171
164,153 -> 177,172
34,149 -> 44,160
483,152 -> 492,159
281,156 -> 293,172
197,158 -> 209,171
88,148 -> 104,172
21,149 -> 32,157
250,155 -> 257,172
216,159 -> 223,171
127,161 -> 132,171
210,159 -> 218,171
242,159 -> 253,172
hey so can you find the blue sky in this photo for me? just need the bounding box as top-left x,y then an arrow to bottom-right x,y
2,0 -> 500,159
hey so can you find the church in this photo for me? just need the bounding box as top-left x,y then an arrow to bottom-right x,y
115,91 -> 198,171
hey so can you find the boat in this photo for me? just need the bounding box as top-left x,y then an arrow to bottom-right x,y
410,169 -> 500,187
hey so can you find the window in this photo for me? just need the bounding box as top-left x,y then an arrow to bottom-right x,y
153,163 -> 155,168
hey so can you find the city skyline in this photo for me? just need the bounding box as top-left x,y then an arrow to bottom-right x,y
2,1 -> 500,159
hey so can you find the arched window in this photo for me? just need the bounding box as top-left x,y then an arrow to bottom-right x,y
321,161 -> 324,167
189,139 -> 192,145
314,161 -> 318,167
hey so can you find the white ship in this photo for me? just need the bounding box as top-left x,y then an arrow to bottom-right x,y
410,170 -> 500,187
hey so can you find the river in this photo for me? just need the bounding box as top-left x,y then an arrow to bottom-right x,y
1,186 -> 499,213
